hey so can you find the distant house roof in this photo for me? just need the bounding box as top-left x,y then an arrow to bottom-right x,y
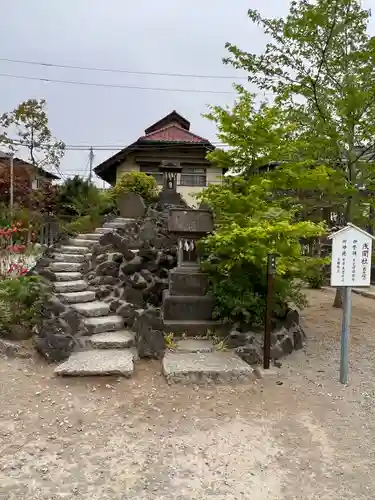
140,123 -> 211,144
0,152 -> 59,180
95,111 -> 215,183
144,110 -> 190,134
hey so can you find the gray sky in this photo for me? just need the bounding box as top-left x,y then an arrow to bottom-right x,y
0,0 -> 373,185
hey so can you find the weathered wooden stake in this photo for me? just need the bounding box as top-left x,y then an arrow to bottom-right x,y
264,254 -> 277,370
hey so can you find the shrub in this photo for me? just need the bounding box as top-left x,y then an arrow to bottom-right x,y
112,171 -> 158,203
304,264 -> 327,289
61,214 -> 102,236
0,275 -> 49,336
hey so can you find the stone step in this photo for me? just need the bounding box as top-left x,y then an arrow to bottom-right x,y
162,292 -> 214,321
54,350 -> 134,377
162,351 -> 254,385
89,330 -> 135,349
58,245 -> 92,254
58,290 -> 96,304
50,262 -> 83,273
112,218 -> 135,223
103,222 -> 130,229
71,301 -> 110,317
175,339 -> 214,353
53,280 -> 88,293
162,320 -> 228,337
54,272 -> 83,282
77,233 -> 102,240
95,227 -> 116,234
68,238 -> 96,247
53,253 -> 87,263
83,315 -> 124,334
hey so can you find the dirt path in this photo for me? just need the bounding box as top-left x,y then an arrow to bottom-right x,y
1,288 -> 375,499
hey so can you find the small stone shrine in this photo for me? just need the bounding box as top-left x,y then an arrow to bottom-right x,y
162,208 -> 215,329
157,160 -> 187,207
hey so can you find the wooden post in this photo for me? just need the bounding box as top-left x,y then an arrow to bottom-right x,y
264,254 -> 277,370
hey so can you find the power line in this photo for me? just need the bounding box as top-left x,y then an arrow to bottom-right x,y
0,56 -> 248,81
8,139 -> 231,151
0,72 -> 236,95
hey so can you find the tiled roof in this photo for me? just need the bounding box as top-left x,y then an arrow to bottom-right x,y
140,124 -> 210,144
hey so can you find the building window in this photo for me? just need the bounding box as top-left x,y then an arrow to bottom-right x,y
139,165 -> 163,185
180,167 -> 206,187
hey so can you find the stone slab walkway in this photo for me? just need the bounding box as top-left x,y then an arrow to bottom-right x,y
162,351 -> 254,384
54,350 -> 134,377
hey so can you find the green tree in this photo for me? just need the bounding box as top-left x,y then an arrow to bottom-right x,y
0,98 -> 65,170
197,175 -> 327,326
205,88 -> 346,228
221,0 -> 375,306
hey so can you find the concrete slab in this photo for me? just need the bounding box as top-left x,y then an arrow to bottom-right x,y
58,290 -> 96,304
353,288 -> 375,299
54,272 -> 83,282
162,351 -> 254,384
71,301 -> 110,317
89,330 -> 135,349
176,339 -> 214,353
54,350 -> 134,377
53,280 -> 88,293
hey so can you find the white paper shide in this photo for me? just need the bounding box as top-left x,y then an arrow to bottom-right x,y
329,223 -> 374,287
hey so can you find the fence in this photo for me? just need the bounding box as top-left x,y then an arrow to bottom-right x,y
37,217 -> 60,247
0,217 -> 60,277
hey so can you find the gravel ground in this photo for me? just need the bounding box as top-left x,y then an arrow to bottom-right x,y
1,288 -> 375,500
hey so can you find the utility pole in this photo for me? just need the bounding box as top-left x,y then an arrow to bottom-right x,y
88,147 -> 94,183
9,153 -> 14,216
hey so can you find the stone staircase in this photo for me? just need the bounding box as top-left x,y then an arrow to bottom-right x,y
42,213 -> 255,384
51,218 -> 137,377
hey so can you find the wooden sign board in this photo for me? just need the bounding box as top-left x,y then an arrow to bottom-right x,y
328,223 -> 374,288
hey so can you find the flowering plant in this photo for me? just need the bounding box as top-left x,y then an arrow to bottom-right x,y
0,221 -> 40,279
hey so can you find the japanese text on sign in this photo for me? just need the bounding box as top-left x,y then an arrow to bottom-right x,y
330,225 -> 373,287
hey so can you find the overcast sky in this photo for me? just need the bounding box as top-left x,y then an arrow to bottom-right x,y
1,0 -> 374,185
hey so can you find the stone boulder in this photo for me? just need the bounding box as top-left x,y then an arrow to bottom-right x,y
236,344 -> 263,365
133,309 -> 165,359
228,309 -> 306,366
84,204 -> 178,314
117,192 -> 146,219
35,296 -> 88,362
34,323 -> 76,362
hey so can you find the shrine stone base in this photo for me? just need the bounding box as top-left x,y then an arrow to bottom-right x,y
162,290 -> 214,321
169,267 -> 208,296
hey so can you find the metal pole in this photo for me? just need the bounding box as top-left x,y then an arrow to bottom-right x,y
340,286 -> 352,384
264,254 -> 277,369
